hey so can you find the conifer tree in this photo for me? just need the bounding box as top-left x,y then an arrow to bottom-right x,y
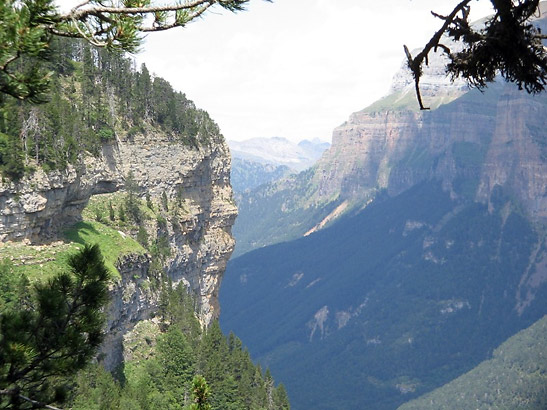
157,327 -> 195,392
0,244 -> 110,409
407,0 -> 547,109
189,375 -> 211,410
0,0 -> 268,102
109,201 -> 115,221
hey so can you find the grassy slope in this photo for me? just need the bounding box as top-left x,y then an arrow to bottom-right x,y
64,220 -> 145,278
0,195 -> 145,282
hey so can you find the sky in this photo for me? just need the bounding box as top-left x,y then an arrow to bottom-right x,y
57,0 -> 495,142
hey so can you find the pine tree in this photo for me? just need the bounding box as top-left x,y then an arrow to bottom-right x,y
188,375 -> 211,410
118,204 -> 126,222
0,244 -> 110,409
273,384 -> 290,410
157,327 -> 194,392
109,201 -> 116,221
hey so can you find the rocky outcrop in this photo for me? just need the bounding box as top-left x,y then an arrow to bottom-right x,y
475,87 -> 547,220
311,46 -> 547,223
115,131 -> 237,326
101,253 -> 153,370
0,128 -> 237,330
0,156 -> 121,243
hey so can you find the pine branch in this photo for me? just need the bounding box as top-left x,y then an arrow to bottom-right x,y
63,0 -> 218,19
0,389 -> 63,410
404,0 -> 472,110
406,0 -> 547,109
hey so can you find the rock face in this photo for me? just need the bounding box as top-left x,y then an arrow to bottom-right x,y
314,84 -> 547,221
0,156 -> 121,243
0,128 -> 237,331
115,131 -> 237,326
312,9 -> 547,222
102,253 -> 152,369
312,56 -> 547,223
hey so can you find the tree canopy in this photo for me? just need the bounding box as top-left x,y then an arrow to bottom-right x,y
0,0 -> 270,102
406,0 -> 547,109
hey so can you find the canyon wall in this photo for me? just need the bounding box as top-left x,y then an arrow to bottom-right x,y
312,59 -> 546,223
0,127 -> 237,368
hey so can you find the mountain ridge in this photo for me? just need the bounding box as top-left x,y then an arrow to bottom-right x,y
228,137 -> 330,172
231,10 -> 547,258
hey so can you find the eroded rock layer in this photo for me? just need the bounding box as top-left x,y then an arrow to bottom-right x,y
0,128 -> 237,364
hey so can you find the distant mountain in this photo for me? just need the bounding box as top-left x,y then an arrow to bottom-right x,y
229,137 -> 330,255
231,9 -> 547,258
228,137 -> 330,172
230,157 -> 291,195
220,8 -> 547,410
233,82 -> 547,256
399,315 -> 547,410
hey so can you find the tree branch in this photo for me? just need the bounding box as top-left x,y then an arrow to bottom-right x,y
0,389 -> 63,410
403,0 -> 472,110
62,0 -> 236,20
18,393 -> 64,410
407,0 -> 546,110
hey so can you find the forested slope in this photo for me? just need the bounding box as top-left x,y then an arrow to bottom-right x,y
0,37 -> 217,180
221,181 -> 547,409
399,315 -> 547,410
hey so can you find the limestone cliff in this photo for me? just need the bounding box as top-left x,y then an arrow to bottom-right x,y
233,10 -> 547,257
113,130 -> 237,326
0,125 -> 237,367
314,82 -> 547,221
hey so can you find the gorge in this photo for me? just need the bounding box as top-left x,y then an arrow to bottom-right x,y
220,9 -> 547,410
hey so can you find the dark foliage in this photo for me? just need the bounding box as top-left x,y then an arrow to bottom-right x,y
221,181 -> 546,410
447,0 -> 547,93
71,283 -> 290,409
0,244 -> 110,409
407,0 -> 547,109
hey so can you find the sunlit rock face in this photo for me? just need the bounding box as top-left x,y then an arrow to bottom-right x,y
311,54 -> 547,224
114,131 -> 237,327
233,32 -> 547,257
0,126 -> 237,369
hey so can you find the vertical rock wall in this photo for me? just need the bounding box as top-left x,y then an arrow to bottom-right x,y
0,128 -> 237,369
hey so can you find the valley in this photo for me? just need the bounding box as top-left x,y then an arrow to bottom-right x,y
220,7 -> 547,409
1,1 -> 546,409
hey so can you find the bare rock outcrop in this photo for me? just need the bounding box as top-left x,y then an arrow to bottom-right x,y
0,128 -> 237,346
0,155 -> 121,242
311,58 -> 547,223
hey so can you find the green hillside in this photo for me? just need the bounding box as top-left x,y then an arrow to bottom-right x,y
232,167 -> 341,257
0,37 -> 219,181
399,315 -> 547,410
0,37 -> 289,410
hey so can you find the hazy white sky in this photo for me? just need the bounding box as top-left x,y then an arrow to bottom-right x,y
57,0 -> 494,142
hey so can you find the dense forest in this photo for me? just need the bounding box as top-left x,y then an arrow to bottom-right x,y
71,284 -> 290,410
221,181 -> 547,410
0,37 -> 220,180
0,255 -> 289,409
399,315 -> 547,410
